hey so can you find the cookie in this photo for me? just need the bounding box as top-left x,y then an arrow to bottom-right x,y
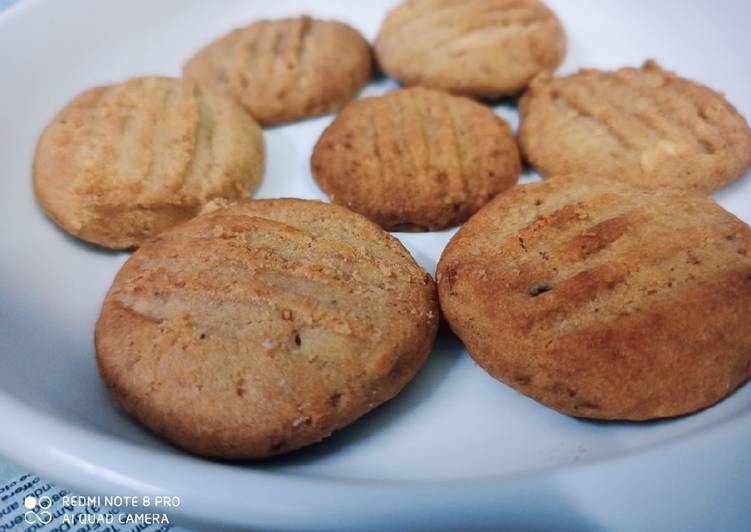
33,76 -> 265,250
437,175 -> 751,420
95,198 -> 439,459
519,61 -> 751,193
183,16 -> 372,126
311,87 -> 521,231
374,0 -> 566,98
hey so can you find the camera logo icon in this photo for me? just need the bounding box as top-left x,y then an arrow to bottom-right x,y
24,495 -> 53,525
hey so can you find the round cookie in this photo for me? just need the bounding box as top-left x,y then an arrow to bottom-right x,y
437,175 -> 751,420
374,0 -> 566,98
33,76 -> 265,250
183,16 -> 372,126
311,87 -> 521,231
95,198 -> 439,459
519,61 -> 751,193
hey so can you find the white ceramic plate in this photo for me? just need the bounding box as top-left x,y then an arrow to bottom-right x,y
1,1 -> 750,530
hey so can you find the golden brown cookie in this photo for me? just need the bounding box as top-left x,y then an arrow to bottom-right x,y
33,76 -> 265,250
374,0 -> 566,98
183,16 -> 372,126
437,175 -> 751,420
311,87 -> 521,231
519,61 -> 751,193
95,198 -> 439,459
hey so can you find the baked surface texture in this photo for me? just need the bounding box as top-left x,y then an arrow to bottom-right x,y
183,16 -> 372,126
33,76 -> 265,250
311,87 -> 521,231
519,61 -> 751,193
437,176 -> 751,420
96,199 -> 439,458
374,0 -> 566,98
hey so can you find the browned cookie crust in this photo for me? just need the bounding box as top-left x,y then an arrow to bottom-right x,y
96,199 -> 439,459
311,87 -> 521,231
437,176 -> 751,420
183,16 -> 372,126
519,61 -> 751,193
375,0 -> 566,98
33,77 -> 265,250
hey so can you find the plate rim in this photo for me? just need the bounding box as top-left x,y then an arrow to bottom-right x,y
2,384 -> 751,529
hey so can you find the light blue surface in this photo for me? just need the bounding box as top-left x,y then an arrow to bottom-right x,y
0,0 -> 25,514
